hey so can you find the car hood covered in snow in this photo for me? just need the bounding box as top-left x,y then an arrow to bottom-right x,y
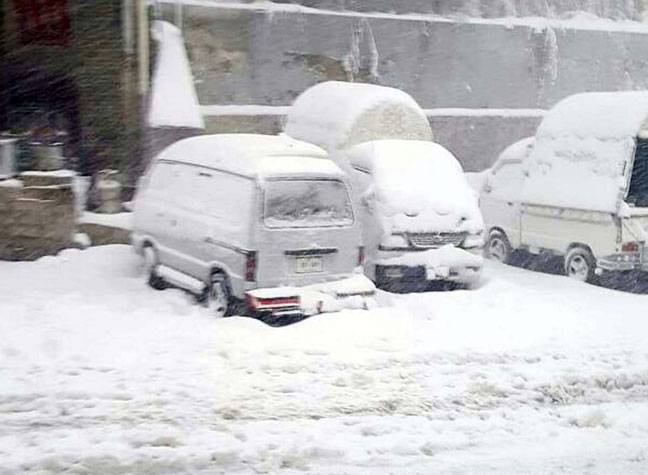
348,140 -> 483,234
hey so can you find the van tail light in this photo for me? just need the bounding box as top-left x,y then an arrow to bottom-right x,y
358,246 -> 365,266
245,251 -> 257,282
246,293 -> 300,310
622,241 -> 640,253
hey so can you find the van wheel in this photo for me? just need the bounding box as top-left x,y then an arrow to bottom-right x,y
207,273 -> 232,318
485,230 -> 512,264
143,246 -> 166,290
564,247 -> 597,283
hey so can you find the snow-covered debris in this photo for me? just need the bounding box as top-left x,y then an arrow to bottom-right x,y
148,21 -> 205,129
80,211 -> 133,231
347,140 -> 483,235
523,91 -> 648,212
284,81 -> 432,152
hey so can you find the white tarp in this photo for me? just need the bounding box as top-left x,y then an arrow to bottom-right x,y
284,81 -> 432,152
522,91 -> 648,213
148,21 -> 205,129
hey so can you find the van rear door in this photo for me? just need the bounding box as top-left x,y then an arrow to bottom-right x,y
255,178 -> 359,288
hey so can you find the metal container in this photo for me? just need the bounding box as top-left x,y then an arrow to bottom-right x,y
0,138 -> 18,178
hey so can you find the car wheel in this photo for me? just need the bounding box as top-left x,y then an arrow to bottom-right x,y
564,247 -> 597,283
143,246 -> 166,290
485,230 -> 512,264
207,273 -> 232,318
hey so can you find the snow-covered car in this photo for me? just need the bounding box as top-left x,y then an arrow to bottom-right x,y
481,92 -> 648,283
285,81 -> 484,290
132,134 -> 370,317
347,140 -> 484,290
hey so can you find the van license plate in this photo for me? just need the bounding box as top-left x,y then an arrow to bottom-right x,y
295,256 -> 323,273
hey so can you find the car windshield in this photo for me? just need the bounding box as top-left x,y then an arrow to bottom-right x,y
264,179 -> 353,228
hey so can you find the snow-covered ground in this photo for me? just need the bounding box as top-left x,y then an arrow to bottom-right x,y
2,245 -> 648,474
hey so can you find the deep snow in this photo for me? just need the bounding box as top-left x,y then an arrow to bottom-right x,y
2,245 -> 648,474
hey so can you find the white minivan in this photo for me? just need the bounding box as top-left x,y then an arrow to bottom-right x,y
132,134 -> 365,317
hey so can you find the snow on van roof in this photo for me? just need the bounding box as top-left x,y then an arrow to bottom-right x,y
523,91 -> 648,212
155,134 -> 343,178
284,81 -> 433,151
347,140 -> 482,233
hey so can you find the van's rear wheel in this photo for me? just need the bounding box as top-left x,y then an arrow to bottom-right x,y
207,273 -> 232,318
564,247 -> 597,283
143,246 -> 166,290
485,230 -> 512,264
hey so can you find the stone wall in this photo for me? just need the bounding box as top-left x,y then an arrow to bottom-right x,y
0,175 -> 75,261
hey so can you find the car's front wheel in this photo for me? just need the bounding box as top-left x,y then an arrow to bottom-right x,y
485,230 -> 513,264
143,246 -> 166,290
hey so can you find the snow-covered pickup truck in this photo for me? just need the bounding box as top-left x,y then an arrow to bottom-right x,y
480,92 -> 648,283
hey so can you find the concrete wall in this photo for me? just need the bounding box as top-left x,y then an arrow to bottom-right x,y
158,2 -> 648,170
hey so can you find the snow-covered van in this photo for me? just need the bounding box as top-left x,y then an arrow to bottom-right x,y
132,134 -> 368,317
285,81 -> 484,289
481,91 -> 648,282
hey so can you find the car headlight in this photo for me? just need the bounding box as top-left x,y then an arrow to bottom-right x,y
463,230 -> 484,249
380,233 -> 410,250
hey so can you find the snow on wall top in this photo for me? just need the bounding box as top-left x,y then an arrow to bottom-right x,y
148,21 -> 205,129
155,134 -> 342,178
523,91 -> 648,213
285,81 -> 433,152
347,140 -> 483,234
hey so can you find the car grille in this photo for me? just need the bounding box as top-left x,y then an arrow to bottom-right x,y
407,232 -> 467,249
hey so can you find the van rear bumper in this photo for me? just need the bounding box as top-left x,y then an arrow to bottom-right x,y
596,252 -> 648,274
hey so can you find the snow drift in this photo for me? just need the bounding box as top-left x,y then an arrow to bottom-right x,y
148,21 -> 205,129
284,81 -> 433,152
523,91 -> 648,213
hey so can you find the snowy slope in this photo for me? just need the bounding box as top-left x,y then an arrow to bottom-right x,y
2,246 -> 648,474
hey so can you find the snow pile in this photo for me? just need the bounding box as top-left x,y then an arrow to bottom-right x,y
148,21 -> 205,129
80,211 -> 133,231
377,244 -> 483,269
348,140 -> 483,235
284,81 -> 433,152
523,91 -> 648,212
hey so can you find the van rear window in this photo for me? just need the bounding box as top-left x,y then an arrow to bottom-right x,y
264,179 -> 353,228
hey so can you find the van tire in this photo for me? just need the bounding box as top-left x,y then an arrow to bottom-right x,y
485,230 -> 512,264
564,247 -> 597,283
143,246 -> 166,290
206,272 -> 232,318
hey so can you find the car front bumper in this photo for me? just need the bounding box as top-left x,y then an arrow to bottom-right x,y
596,252 -> 648,274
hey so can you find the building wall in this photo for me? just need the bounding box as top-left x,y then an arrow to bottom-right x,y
0,0 -> 143,176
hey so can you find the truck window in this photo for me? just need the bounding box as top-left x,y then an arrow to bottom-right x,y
627,138 -> 648,207
264,179 -> 353,228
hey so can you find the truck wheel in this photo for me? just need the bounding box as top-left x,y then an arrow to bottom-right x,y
143,246 -> 166,290
207,273 -> 232,318
486,230 -> 512,264
564,247 -> 597,283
